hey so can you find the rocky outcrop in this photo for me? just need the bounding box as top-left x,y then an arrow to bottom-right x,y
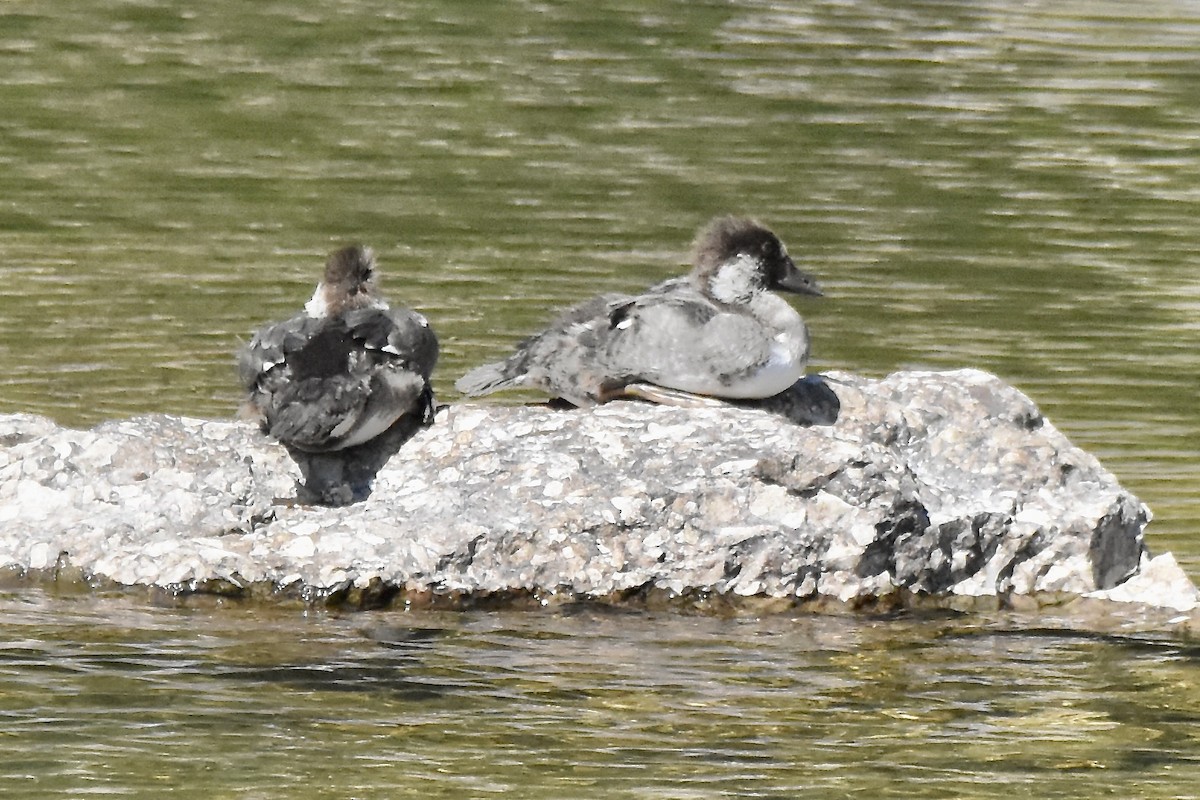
0,369 -> 1195,619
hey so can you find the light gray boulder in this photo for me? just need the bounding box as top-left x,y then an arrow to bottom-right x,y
0,369 -> 1195,619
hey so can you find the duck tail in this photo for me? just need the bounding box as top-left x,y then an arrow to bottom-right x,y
454,361 -> 521,397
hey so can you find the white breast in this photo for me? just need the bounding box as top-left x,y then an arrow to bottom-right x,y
717,339 -> 806,399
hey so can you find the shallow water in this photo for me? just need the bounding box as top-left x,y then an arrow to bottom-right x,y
1,589 -> 1198,799
1,0 -> 1199,794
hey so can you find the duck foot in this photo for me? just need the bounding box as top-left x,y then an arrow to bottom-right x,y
283,450 -> 362,507
616,383 -> 730,408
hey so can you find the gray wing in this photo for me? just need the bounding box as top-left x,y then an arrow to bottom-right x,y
455,292 -> 631,405
342,305 -> 439,380
240,306 -> 438,450
603,289 -> 772,393
237,313 -> 322,393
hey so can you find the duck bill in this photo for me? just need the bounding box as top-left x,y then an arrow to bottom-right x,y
777,259 -> 823,297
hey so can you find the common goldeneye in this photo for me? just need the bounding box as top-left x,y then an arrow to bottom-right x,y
455,216 -> 821,406
238,245 -> 438,503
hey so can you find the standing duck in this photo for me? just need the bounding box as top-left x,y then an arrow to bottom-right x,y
238,245 -> 438,504
455,216 -> 821,406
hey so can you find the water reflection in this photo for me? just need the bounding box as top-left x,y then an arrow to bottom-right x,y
2,2 -> 1200,790
0,591 -> 1197,797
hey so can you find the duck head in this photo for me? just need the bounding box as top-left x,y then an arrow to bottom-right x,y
691,216 -> 822,304
305,245 -> 386,317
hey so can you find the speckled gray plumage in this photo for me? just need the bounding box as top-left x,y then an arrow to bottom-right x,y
238,245 -> 438,503
239,305 -> 437,452
455,217 -> 820,405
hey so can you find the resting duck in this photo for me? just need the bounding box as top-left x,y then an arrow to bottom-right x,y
238,245 -> 438,503
455,216 -> 821,406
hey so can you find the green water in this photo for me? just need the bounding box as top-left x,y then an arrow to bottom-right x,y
1,0 -> 1199,795
2,590 -> 1198,799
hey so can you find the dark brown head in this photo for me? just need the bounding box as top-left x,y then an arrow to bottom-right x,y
307,245 -> 384,317
325,244 -> 378,294
691,216 -> 822,297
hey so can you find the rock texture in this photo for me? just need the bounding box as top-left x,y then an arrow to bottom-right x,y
0,369 -> 1195,617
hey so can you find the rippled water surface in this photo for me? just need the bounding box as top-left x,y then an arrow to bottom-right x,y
1,0 -> 1199,794
1,590 -> 1198,799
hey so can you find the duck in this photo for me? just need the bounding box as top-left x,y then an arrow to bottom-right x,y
454,215 -> 821,407
238,245 -> 438,503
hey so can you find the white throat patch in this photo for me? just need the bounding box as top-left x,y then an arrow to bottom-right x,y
304,284 -> 329,318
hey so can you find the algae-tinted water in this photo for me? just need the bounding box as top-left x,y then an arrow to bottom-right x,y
1,0 -> 1198,794
1,590 -> 1198,798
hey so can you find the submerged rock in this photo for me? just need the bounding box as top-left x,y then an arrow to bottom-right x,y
0,369 -> 1195,620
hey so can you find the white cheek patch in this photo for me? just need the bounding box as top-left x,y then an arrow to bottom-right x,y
708,255 -> 760,305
